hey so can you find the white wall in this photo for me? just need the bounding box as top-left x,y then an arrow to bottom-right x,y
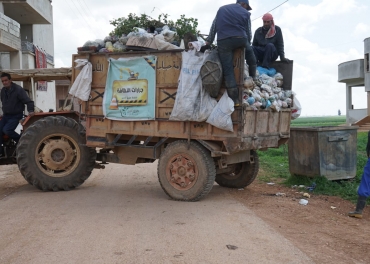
33,24 -> 54,57
22,53 -> 35,69
35,81 -> 56,112
348,109 -> 368,125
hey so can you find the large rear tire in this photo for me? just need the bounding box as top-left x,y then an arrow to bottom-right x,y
157,140 -> 216,201
215,151 -> 259,188
17,116 -> 96,191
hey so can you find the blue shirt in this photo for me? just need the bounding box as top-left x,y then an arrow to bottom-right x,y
206,4 -> 252,43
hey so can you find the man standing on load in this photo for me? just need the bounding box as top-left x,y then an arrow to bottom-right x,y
205,0 -> 257,106
252,13 -> 289,69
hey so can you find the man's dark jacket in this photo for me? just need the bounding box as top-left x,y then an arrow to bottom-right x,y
1,82 -> 34,115
252,25 -> 285,58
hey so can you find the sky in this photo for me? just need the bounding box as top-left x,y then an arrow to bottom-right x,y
51,0 -> 370,117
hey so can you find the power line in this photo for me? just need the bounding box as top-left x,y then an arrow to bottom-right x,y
75,0 -> 95,26
79,0 -> 94,16
252,0 -> 289,21
72,0 -> 94,26
66,0 -> 95,34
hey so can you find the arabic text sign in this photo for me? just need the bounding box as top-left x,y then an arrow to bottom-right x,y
103,56 -> 156,120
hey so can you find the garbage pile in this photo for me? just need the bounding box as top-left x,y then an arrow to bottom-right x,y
78,25 -> 183,53
242,66 -> 293,112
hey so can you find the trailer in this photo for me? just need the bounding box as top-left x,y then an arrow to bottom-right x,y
18,48 -> 293,201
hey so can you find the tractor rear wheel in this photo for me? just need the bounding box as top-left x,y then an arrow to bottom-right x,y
215,151 -> 259,188
17,116 -> 96,191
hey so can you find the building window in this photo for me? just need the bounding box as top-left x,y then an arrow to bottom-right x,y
366,53 -> 370,73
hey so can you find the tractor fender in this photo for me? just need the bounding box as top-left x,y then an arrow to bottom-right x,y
21,111 -> 81,131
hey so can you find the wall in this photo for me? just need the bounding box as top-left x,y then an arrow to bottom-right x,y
348,109 -> 368,125
0,52 -> 9,68
20,24 -> 32,42
32,24 -> 54,57
28,0 -> 53,23
35,79 -> 56,112
0,12 -> 20,38
22,52 -> 35,69
365,38 -> 370,91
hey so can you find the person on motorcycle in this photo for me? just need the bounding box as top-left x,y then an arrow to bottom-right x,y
0,73 -> 34,157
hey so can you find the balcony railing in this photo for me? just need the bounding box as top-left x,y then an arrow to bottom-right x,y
21,41 -> 54,64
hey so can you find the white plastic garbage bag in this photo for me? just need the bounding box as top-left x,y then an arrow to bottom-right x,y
154,35 -> 182,50
206,91 -> 234,132
292,96 -> 302,120
170,50 -> 216,121
188,41 -> 203,51
69,59 -> 92,101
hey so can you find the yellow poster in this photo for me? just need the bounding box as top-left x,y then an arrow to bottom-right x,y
111,79 -> 148,106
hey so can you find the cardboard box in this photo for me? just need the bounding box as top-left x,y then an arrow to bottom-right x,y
126,36 -> 158,50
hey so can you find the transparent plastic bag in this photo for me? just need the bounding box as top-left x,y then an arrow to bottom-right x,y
133,27 -> 147,34
244,62 -> 250,78
244,77 -> 254,89
270,101 -> 281,112
105,42 -> 114,52
113,42 -> 126,52
261,84 -> 272,94
119,36 -> 129,45
274,73 -> 283,80
161,25 -> 177,43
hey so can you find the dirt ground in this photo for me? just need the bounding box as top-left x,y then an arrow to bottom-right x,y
1,164 -> 369,263
229,179 -> 370,264
0,165 -> 25,200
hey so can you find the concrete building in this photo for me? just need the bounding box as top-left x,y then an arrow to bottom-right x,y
338,37 -> 370,129
0,0 -> 57,112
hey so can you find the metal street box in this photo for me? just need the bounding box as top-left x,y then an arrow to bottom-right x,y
288,126 -> 358,180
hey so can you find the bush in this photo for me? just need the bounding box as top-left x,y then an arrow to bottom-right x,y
110,13 -> 199,40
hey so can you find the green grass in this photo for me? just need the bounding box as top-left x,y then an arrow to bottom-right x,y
291,116 -> 346,127
258,116 -> 366,202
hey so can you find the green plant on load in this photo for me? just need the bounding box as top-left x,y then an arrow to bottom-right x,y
174,15 -> 199,41
110,13 -> 199,41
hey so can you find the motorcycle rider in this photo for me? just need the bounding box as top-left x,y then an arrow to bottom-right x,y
0,73 -> 34,157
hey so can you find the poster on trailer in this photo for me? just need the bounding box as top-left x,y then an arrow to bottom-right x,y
103,56 -> 156,120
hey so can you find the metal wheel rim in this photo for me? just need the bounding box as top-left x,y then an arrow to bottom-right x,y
35,133 -> 81,178
165,153 -> 198,191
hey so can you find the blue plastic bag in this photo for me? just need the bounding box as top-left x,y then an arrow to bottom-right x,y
257,66 -> 277,77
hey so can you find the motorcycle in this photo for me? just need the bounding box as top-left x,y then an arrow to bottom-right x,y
0,115 -> 25,165
0,134 -> 17,165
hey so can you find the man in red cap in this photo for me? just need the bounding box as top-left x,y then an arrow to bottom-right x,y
252,13 -> 289,69
205,0 -> 257,106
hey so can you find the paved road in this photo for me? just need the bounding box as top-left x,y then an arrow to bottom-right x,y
0,163 -> 313,264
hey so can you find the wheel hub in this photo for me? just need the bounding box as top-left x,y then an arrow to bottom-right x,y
40,139 -> 76,171
167,155 -> 197,190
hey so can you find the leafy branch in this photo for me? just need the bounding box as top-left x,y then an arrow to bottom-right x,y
110,13 -> 199,40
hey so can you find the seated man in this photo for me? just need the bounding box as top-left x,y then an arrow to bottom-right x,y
0,73 -> 34,156
252,13 -> 289,69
